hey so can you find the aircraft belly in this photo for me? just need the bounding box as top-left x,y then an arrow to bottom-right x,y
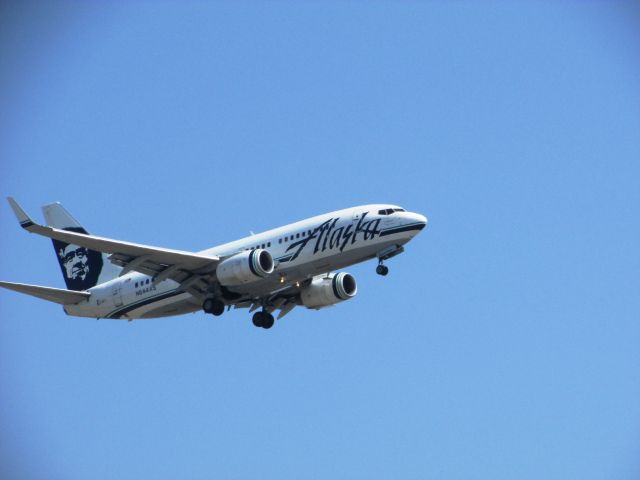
108,291 -> 194,319
140,297 -> 201,319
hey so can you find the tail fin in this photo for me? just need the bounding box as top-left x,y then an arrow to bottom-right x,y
41,202 -> 121,291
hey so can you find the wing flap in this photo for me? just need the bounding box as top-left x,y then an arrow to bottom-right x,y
0,281 -> 91,305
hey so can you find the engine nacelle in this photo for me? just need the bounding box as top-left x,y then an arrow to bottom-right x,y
216,249 -> 274,287
300,272 -> 357,309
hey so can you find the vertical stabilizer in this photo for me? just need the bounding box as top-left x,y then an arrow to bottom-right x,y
41,202 -> 122,291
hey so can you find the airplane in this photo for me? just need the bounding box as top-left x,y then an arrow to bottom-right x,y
1,198 -> 427,329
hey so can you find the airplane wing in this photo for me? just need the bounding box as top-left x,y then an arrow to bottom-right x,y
8,198 -> 220,288
0,281 -> 91,305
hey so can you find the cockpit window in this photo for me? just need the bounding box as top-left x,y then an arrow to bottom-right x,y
378,208 -> 405,215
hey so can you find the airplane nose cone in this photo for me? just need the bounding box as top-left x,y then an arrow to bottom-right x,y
409,212 -> 427,230
405,212 -> 427,236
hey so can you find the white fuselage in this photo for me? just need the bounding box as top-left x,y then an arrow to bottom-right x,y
66,204 -> 427,319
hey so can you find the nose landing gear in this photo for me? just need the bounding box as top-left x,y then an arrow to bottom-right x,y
376,244 -> 403,276
376,263 -> 389,276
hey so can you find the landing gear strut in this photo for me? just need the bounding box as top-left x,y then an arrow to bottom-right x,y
203,298 -> 225,316
376,263 -> 389,276
376,244 -> 403,276
252,310 -> 275,329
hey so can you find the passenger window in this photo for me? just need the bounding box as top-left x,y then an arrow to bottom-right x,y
146,279 -> 150,284
279,239 -> 282,244
296,233 -> 300,239
135,282 -> 138,287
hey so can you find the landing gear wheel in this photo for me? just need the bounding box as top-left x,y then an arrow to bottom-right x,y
376,264 -> 389,276
252,311 -> 275,329
211,300 -> 225,316
252,311 -> 265,327
203,298 -> 225,316
261,312 -> 275,329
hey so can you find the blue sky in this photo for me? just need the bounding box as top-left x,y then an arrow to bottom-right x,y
1,2 -> 639,479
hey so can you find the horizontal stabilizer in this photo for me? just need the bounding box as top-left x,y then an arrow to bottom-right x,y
0,281 -> 90,305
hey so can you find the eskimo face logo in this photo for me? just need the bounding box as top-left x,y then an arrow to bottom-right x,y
52,227 -> 104,291
59,244 -> 90,281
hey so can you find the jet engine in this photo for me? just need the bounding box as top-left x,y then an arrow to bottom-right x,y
300,272 -> 357,309
216,249 -> 274,287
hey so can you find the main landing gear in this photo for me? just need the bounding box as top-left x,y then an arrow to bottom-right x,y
203,298 -> 225,316
252,310 -> 275,329
203,297 -> 275,329
376,262 -> 389,276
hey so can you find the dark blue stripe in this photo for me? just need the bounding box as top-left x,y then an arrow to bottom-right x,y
107,290 -> 184,319
380,223 -> 425,237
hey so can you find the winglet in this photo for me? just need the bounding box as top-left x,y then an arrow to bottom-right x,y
7,197 -> 37,229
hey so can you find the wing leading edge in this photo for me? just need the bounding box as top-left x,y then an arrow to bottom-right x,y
7,197 -> 220,288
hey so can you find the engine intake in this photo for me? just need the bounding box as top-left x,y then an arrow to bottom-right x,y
216,249 -> 274,287
301,272 -> 357,309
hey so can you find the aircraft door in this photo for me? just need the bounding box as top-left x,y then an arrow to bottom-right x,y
112,285 -> 123,307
